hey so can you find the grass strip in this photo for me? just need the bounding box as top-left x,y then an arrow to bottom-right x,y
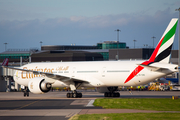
93,98 -> 180,111
71,113 -> 180,120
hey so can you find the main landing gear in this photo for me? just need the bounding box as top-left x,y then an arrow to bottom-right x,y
66,91 -> 82,98
66,82 -> 83,98
104,92 -> 120,97
104,87 -> 120,97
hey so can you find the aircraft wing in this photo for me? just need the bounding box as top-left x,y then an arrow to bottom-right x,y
2,66 -> 88,84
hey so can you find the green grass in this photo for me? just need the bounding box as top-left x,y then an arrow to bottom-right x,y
70,98 -> 180,120
93,98 -> 180,111
71,113 -> 180,120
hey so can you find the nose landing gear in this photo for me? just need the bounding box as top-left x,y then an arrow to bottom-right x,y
23,86 -> 29,97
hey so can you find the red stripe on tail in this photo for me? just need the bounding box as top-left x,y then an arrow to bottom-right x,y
149,36 -> 164,62
2,58 -> 9,66
124,37 -> 164,84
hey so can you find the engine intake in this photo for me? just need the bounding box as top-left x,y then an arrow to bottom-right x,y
28,78 -> 52,94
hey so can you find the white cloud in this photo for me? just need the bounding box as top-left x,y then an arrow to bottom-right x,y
49,8 -> 176,28
0,8 -> 177,29
0,8 -> 178,53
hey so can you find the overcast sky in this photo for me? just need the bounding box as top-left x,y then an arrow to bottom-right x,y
0,0 -> 180,53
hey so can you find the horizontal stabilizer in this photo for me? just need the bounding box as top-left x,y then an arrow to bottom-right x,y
138,63 -> 178,72
137,64 -> 162,71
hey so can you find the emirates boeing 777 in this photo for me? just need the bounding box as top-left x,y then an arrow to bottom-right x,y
2,18 -> 178,98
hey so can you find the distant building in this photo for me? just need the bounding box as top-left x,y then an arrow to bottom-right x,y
97,41 -> 127,49
41,41 -> 127,60
109,48 -> 154,60
109,49 -> 178,64
31,50 -> 103,62
0,41 -> 178,64
0,50 -> 31,63
41,45 -> 97,51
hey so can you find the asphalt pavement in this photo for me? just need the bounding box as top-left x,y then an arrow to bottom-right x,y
0,91 -> 180,120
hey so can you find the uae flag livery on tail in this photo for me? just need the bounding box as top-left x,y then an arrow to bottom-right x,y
124,18 -> 178,84
149,18 -> 178,63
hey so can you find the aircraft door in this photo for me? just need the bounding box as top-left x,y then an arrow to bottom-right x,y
72,67 -> 76,77
102,67 -> 106,77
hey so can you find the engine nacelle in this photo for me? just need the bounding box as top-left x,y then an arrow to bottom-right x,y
28,77 -> 52,94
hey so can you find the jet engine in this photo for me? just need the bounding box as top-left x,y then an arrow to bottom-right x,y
28,78 -> 52,94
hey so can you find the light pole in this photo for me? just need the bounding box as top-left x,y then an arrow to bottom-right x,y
115,29 -> 121,60
4,43 -> 7,51
40,41 -> 43,50
115,29 -> 121,43
152,36 -> 156,48
175,7 -> 180,85
133,40 -> 137,48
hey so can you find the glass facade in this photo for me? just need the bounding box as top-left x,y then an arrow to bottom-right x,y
97,42 -> 126,49
97,42 -> 126,60
98,52 -> 109,60
0,53 -> 30,59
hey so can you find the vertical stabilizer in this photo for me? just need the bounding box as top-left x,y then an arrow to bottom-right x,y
149,18 -> 178,63
125,18 -> 178,84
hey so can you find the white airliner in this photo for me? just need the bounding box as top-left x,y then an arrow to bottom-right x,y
2,18 -> 178,98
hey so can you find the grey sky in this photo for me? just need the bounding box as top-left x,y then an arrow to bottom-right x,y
0,0 -> 180,52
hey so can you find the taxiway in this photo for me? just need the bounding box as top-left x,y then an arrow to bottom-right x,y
0,91 -> 180,120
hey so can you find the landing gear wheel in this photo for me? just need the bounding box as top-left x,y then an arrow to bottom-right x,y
70,93 -> 73,98
73,93 -> 77,98
104,92 -> 120,97
77,93 -> 82,98
67,93 -> 70,98
116,93 -> 120,97
66,92 -> 82,98
108,93 -> 111,97
27,92 -> 29,97
111,93 -> 115,97
104,92 -> 108,97
24,92 -> 26,97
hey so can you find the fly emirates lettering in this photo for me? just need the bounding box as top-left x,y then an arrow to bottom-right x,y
21,66 -> 69,79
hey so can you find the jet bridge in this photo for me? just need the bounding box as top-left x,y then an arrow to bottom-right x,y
0,66 -> 18,92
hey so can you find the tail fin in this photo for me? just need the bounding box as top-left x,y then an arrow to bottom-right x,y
125,18 -> 178,84
2,58 -> 9,66
149,18 -> 178,63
